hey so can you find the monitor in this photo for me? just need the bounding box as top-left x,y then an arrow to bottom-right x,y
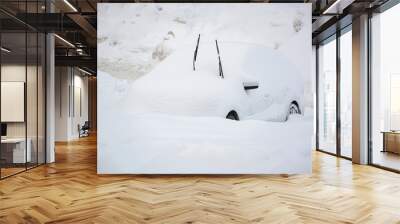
1,123 -> 7,137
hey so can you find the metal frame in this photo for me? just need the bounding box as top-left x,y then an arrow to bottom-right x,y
336,27 -> 341,158
367,10 -> 373,166
315,44 -> 319,151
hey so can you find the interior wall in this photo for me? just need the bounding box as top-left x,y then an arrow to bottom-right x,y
55,66 -> 69,141
71,72 -> 89,138
55,66 -> 89,141
88,77 -> 97,132
1,64 -> 39,138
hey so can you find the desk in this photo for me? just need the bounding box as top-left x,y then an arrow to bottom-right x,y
382,131 -> 400,154
1,138 -> 31,163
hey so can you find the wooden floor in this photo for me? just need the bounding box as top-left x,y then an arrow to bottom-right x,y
373,150 -> 400,171
0,167 -> 26,178
1,135 -> 400,223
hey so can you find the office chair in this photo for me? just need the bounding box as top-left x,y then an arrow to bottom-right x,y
79,121 -> 90,138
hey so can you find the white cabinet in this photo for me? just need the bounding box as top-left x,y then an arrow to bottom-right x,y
1,138 -> 32,163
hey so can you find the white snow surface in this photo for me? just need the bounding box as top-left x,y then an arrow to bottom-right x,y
98,112 -> 312,174
98,70 -> 312,174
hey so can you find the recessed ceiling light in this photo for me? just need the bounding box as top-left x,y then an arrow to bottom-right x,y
322,0 -> 356,15
63,0 -> 78,12
323,0 -> 344,15
1,47 -> 11,53
78,67 -> 93,76
54,34 -> 75,48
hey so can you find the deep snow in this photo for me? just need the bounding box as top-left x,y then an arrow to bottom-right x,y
97,4 -> 313,174
98,112 -> 313,174
98,69 -> 313,174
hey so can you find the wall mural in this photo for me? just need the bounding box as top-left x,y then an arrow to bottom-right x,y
98,3 -> 313,174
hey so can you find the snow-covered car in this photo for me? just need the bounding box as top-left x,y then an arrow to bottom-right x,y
129,36 -> 304,122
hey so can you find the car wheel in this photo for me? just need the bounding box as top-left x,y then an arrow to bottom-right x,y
289,101 -> 301,115
226,110 -> 239,121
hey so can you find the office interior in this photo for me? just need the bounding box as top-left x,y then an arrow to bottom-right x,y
0,0 -> 400,178
1,1 -> 400,223
0,0 -> 399,183
0,0 -> 97,179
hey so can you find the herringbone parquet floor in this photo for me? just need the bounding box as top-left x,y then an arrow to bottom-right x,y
1,134 -> 400,224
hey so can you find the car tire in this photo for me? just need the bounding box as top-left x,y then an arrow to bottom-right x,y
226,110 -> 239,121
286,101 -> 301,120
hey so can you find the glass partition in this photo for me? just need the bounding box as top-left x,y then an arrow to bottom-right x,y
318,36 -> 337,154
339,28 -> 352,158
1,31 -> 28,177
0,2 -> 46,179
317,26 -> 353,159
370,3 -> 400,171
27,30 -> 38,169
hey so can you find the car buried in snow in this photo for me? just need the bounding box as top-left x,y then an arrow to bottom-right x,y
128,35 -> 304,122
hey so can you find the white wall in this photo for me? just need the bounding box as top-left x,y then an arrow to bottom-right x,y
55,67 -> 89,141
1,65 -> 40,138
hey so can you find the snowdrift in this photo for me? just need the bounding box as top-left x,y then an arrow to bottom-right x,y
98,112 -> 312,174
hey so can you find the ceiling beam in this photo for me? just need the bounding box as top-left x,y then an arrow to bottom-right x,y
55,55 -> 96,70
67,13 -> 97,39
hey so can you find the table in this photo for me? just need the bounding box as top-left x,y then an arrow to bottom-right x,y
1,138 -> 31,163
381,131 -> 400,154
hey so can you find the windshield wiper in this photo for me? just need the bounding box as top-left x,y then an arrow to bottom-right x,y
193,34 -> 200,71
215,40 -> 224,78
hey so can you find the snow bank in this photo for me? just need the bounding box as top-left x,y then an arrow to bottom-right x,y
98,113 -> 312,174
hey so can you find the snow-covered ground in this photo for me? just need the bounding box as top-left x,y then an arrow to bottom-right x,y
98,70 -> 313,174
98,112 -> 313,174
